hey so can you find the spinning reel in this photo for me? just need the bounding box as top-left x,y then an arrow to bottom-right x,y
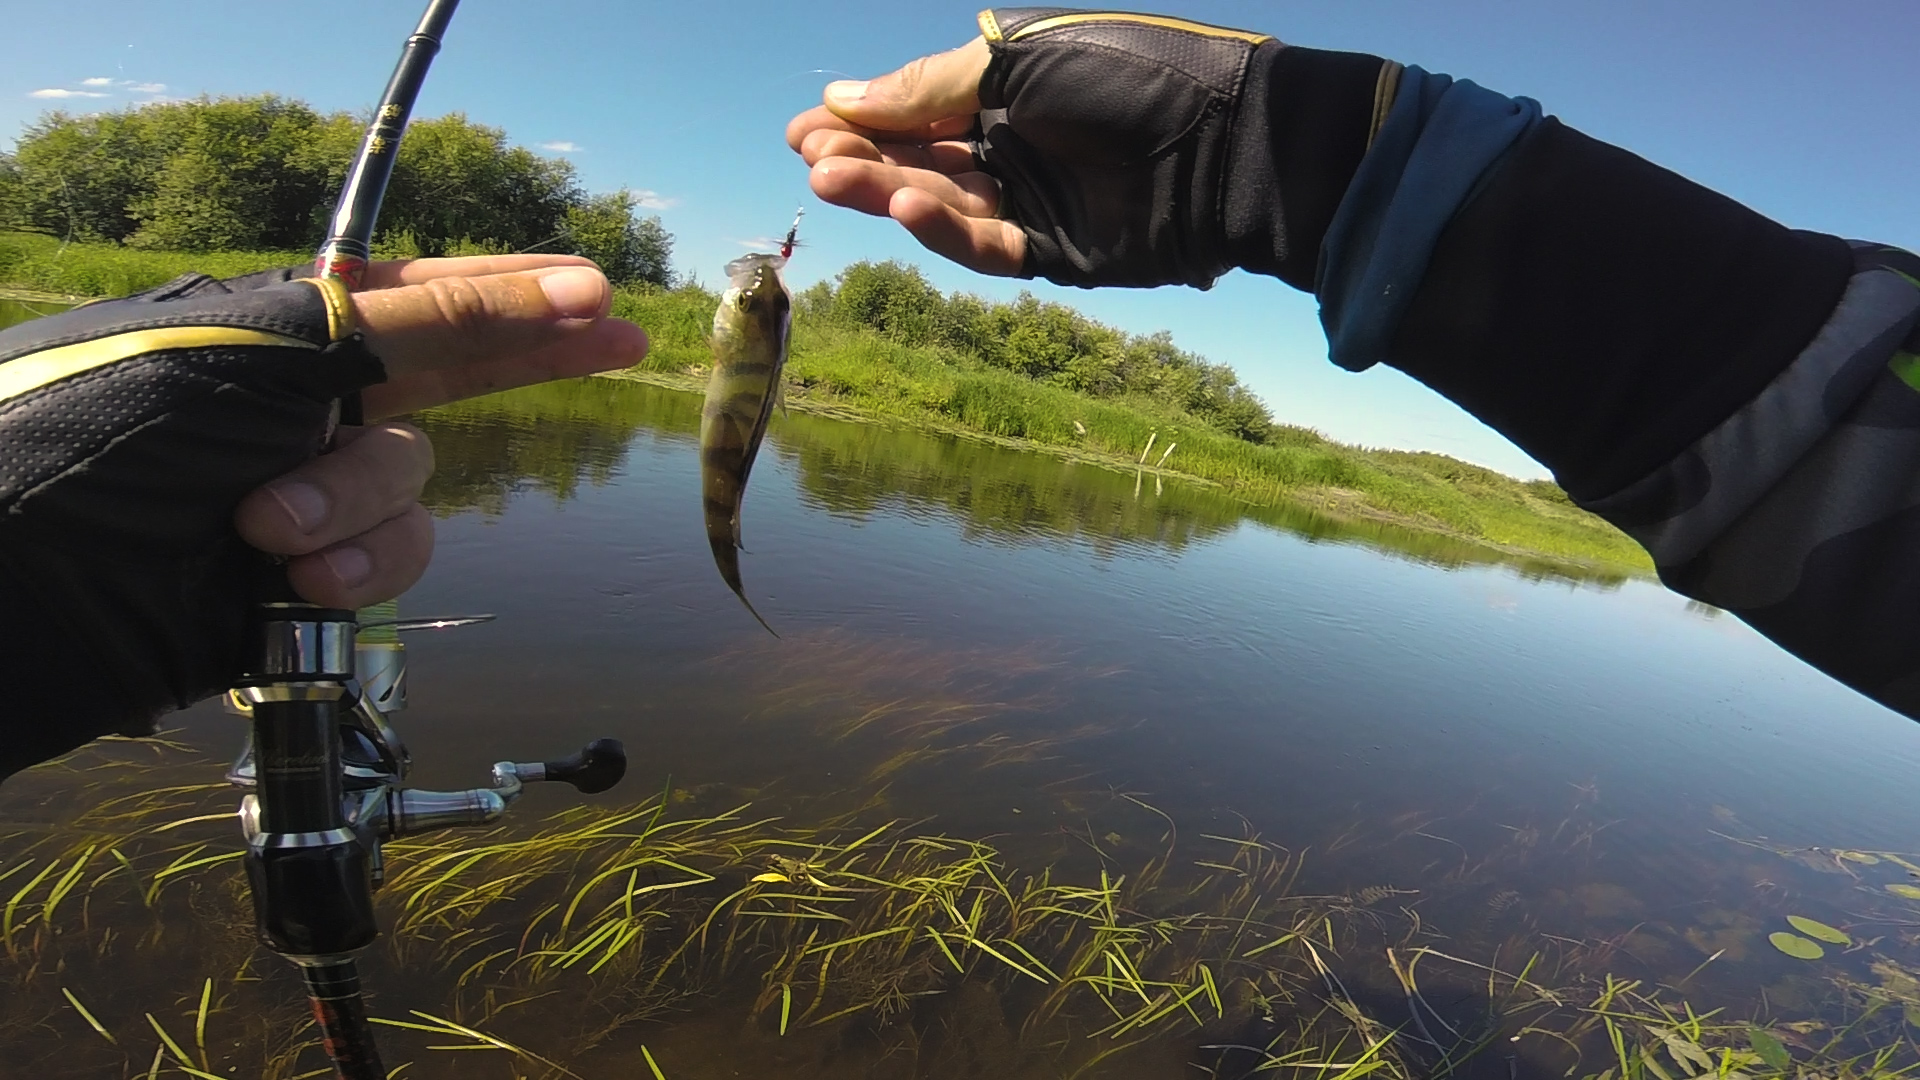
225,603 -> 627,1077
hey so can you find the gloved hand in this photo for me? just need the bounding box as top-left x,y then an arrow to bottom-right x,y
787,7 -> 1395,291
0,255 -> 647,776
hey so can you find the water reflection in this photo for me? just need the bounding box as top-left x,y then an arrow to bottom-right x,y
420,377 -> 1629,586
0,295 -> 76,330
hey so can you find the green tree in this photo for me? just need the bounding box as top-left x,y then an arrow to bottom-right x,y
3,98 -> 671,264
10,108 -> 165,242
378,113 -> 578,256
563,189 -> 673,286
0,153 -> 21,229
831,260 -> 944,345
128,97 -> 329,251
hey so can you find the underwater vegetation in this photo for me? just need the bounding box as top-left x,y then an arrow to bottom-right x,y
5,635 -> 1920,1079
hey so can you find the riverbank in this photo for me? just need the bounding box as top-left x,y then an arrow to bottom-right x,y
0,230 -> 1653,574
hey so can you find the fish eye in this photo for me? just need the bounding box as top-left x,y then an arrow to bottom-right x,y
733,293 -> 751,311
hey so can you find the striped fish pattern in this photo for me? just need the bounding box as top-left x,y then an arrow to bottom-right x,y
700,252 -> 791,635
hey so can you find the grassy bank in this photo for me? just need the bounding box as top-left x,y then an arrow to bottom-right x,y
0,230 -> 299,297
614,282 -> 1650,572
0,230 -> 1652,572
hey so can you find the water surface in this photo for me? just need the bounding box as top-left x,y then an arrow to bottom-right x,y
4,312 -> 1920,1078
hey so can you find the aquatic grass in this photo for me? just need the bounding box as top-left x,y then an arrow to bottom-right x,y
10,733 -> 1920,1076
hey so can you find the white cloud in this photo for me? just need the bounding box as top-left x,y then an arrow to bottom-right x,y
128,82 -> 166,94
81,76 -> 114,87
633,189 -> 676,210
732,236 -> 783,251
539,140 -> 581,153
30,88 -> 108,99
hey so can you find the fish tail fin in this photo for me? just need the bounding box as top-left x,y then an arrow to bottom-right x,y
736,592 -> 780,638
709,536 -> 779,637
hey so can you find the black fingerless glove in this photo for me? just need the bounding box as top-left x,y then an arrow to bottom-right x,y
974,6 -> 1396,291
0,270 -> 384,780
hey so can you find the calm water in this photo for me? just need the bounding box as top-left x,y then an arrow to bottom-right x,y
6,299 -> 1920,1077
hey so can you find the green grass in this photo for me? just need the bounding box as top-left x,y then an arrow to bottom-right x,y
1,230 -> 1652,573
0,230 -> 301,297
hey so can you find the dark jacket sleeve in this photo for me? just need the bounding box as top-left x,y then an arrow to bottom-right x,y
1244,48 -> 1920,719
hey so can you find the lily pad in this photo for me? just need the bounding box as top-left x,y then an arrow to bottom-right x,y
1787,915 -> 1850,944
1747,1027 -> 1791,1072
1838,850 -> 1882,865
1887,883 -> 1920,900
1769,932 -> 1824,960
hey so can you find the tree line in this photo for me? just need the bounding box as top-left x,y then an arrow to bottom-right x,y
0,95 -> 673,285
803,261 -> 1278,444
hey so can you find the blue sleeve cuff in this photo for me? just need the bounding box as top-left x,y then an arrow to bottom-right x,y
1316,66 -> 1542,372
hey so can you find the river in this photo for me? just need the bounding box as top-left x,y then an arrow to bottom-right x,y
3,301 -> 1919,1078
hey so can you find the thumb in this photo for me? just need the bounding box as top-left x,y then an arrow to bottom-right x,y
824,37 -> 991,132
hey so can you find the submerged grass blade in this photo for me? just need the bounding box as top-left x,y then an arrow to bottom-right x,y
61,986 -> 116,1045
146,1012 -> 192,1066
371,1010 -> 583,1079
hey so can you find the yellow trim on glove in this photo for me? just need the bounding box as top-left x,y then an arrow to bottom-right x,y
0,327 -> 316,405
299,275 -> 357,342
1368,61 -> 1404,150
999,11 -> 1272,46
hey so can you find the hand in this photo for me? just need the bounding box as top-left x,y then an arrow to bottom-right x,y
787,38 -> 1028,277
789,11 -> 1281,290
233,254 -> 648,609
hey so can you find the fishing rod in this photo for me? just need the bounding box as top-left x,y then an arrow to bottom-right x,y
229,4 -> 627,1078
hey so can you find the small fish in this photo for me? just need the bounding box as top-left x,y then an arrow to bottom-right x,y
700,250 -> 792,635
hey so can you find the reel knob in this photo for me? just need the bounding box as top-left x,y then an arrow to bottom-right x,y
542,738 -> 627,795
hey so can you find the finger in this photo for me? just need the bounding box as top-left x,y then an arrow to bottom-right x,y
822,38 -> 991,132
358,254 -> 598,291
800,127 -> 885,164
352,265 -> 624,380
361,316 -> 649,417
811,156 -> 1001,220
235,422 -> 435,556
800,128 -> 977,174
890,187 -> 1027,277
285,503 -> 435,611
786,105 -> 975,152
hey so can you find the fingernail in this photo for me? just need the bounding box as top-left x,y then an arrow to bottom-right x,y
270,482 -> 329,533
539,268 -> 605,318
323,546 -> 373,588
825,80 -> 869,108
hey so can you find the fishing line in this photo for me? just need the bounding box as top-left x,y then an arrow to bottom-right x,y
655,67 -> 860,140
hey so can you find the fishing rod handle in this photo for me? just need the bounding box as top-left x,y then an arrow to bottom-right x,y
302,959 -> 387,1080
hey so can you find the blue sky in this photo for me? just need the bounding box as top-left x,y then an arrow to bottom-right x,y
5,1 -> 1916,479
